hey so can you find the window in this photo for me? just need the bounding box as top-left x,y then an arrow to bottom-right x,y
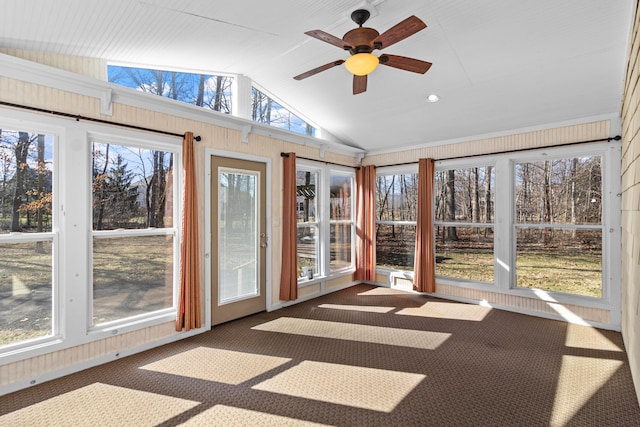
91,139 -> 178,326
252,87 -> 316,137
329,173 -> 354,272
434,166 -> 495,283
296,167 -> 319,279
108,66 -> 321,139
108,65 -> 233,113
0,129 -> 56,348
296,162 -> 355,282
375,172 -> 418,270
514,155 -> 603,297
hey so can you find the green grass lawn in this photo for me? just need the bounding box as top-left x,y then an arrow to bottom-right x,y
434,247 -> 601,297
2,236 -> 603,347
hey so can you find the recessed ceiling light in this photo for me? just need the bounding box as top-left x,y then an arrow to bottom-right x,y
426,94 -> 440,103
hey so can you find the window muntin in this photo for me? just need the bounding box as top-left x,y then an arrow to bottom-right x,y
0,128 -> 56,349
329,173 -> 354,272
434,166 -> 495,284
514,155 -> 603,297
296,168 -> 319,279
108,65 -> 233,113
375,173 -> 418,270
252,87 -> 316,137
91,139 -> 178,326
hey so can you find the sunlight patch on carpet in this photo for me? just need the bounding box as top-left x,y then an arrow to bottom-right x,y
550,354 -> 623,426
396,301 -> 492,321
0,383 -> 199,426
317,303 -> 395,313
252,317 -> 450,350
357,287 -> 411,296
180,404 -> 332,426
564,323 -> 624,352
253,361 -> 425,412
140,347 -> 291,385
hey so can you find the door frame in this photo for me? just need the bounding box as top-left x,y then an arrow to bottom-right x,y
204,148 -> 272,328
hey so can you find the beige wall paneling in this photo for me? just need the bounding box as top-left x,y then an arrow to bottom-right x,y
617,0 -> 639,401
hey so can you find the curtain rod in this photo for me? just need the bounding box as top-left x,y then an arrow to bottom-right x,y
0,100 -> 201,141
382,135 -> 621,168
280,152 -> 357,169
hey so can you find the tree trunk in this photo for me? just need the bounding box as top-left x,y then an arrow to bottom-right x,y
570,158 -> 578,237
473,168 -> 480,223
37,134 -> 45,232
213,76 -> 224,111
196,74 -> 205,107
11,132 -> 31,232
95,144 -> 110,231
155,151 -> 166,227
446,169 -> 457,241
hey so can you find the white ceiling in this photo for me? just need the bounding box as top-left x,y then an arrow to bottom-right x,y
0,0 -> 634,153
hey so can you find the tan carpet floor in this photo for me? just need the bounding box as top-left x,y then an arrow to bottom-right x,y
1,284 -> 639,426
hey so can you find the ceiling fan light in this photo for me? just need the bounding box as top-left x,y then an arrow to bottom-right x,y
344,53 -> 379,76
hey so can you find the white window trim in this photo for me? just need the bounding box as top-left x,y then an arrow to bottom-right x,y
0,107 -> 185,363
296,162 -> 322,284
375,142 -> 621,321
327,169 -> 356,275
87,132 -> 182,334
296,160 -> 356,286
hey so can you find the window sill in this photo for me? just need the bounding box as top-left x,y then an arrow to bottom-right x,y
88,309 -> 177,340
298,276 -> 325,287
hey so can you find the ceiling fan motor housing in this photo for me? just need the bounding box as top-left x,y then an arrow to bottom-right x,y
343,27 -> 379,54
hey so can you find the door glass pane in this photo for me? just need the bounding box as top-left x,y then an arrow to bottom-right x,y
218,169 -> 258,304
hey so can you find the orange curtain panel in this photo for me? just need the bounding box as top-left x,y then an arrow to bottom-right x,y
413,158 -> 436,293
176,132 -> 202,331
279,152 -> 298,301
355,165 -> 376,281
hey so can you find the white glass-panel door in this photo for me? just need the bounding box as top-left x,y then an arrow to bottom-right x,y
211,156 -> 266,325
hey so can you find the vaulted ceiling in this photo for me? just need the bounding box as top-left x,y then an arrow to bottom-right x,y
0,0 -> 634,153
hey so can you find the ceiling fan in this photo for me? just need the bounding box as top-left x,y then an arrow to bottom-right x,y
294,9 -> 432,95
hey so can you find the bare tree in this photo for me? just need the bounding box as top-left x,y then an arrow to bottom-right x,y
446,169 -> 457,241
11,132 -> 31,231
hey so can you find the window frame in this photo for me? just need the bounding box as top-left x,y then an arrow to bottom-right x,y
88,132 -> 181,331
374,165 -> 419,272
374,142 -> 620,313
433,161 -> 497,286
295,163 -> 321,283
296,160 -> 355,285
328,169 -> 356,274
0,123 -> 59,352
511,150 -> 608,300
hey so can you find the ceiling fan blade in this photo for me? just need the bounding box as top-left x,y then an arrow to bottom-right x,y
294,60 -> 345,80
305,30 -> 353,50
372,16 -> 426,50
379,54 -> 432,74
353,75 -> 367,95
